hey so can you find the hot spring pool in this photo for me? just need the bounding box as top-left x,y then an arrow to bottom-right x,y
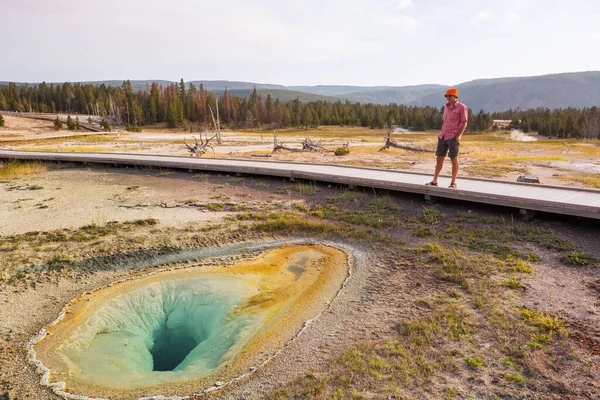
32,244 -> 349,399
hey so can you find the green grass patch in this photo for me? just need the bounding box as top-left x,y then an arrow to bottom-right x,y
505,275 -> 523,290
426,243 -> 498,290
207,203 -> 224,212
504,371 -> 527,385
566,251 -> 596,265
464,356 -> 483,369
231,211 -> 350,237
519,308 -> 566,335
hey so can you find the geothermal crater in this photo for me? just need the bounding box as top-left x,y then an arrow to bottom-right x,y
33,243 -> 349,399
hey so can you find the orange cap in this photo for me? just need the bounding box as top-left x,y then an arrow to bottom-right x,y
445,88 -> 459,98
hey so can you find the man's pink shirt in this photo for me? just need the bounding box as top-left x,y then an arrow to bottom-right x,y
439,101 -> 468,140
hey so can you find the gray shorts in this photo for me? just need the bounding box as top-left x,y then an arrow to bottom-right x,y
436,137 -> 460,158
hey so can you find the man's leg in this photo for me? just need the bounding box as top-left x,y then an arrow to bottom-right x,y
431,138 -> 447,184
450,157 -> 459,184
448,137 -> 460,185
433,156 -> 445,183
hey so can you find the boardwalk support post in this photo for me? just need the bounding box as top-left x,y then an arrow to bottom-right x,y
424,194 -> 439,205
519,208 -> 536,221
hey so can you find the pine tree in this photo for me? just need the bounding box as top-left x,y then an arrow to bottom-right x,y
311,111 -> 320,129
149,82 -> 160,124
166,98 -> 184,128
75,116 -> 81,130
197,84 -> 207,124
67,115 -> 75,130
53,116 -> 63,130
301,106 -> 311,130
99,119 -> 111,131
257,95 -> 268,124
245,109 -> 255,130
292,97 -> 301,127
179,79 -> 186,101
0,115 -> 4,127
265,94 -> 274,123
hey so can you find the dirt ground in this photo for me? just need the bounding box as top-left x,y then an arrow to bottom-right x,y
1,117 -> 599,399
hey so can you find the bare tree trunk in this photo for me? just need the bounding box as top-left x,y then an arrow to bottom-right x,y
124,100 -> 130,125
379,132 -> 434,153
208,104 -> 222,144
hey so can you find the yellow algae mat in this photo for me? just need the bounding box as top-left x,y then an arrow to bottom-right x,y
33,243 -> 349,399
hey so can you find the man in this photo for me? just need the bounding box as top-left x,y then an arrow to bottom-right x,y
426,88 -> 468,188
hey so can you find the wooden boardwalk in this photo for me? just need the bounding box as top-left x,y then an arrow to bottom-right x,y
1,150 -> 599,220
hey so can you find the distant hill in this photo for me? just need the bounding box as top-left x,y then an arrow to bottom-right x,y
337,85 -> 445,105
288,85 -> 397,96
408,71 -> 600,112
210,88 -> 339,103
2,71 -> 600,111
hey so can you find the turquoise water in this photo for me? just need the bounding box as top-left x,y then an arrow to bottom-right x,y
57,276 -> 261,389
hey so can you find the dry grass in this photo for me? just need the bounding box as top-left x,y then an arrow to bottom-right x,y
249,126 -> 392,139
0,160 -> 48,179
464,163 -> 529,178
16,146 -> 114,153
334,159 -> 415,170
492,156 -> 565,162
556,174 -> 600,189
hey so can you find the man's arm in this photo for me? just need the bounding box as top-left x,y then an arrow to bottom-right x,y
457,121 -> 467,140
457,105 -> 468,140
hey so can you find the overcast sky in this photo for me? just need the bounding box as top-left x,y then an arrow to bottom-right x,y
2,0 -> 599,86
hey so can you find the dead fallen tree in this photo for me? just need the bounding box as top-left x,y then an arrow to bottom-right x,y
302,137 -> 331,152
379,132 -> 435,153
250,154 -> 273,158
272,131 -> 334,153
184,134 -> 216,157
272,131 -> 304,152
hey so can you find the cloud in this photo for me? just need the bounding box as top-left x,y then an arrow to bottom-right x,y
475,10 -> 495,22
396,0 -> 414,10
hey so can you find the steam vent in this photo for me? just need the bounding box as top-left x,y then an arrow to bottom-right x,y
33,244 -> 349,399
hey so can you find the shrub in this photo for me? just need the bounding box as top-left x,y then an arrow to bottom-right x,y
0,115 -> 5,127
125,124 -> 142,132
334,146 -> 350,156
